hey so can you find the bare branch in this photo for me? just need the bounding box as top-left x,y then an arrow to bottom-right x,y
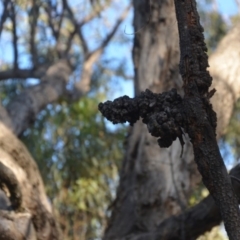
28,0 -> 40,67
71,4 -> 131,100
44,0 -> 59,40
0,122 -> 61,239
0,0 -> 11,37
78,3 -> 110,28
43,0 -> 65,58
174,0 -> 240,238
0,66 -> 48,81
9,1 -> 18,70
100,0 -> 240,239
64,28 -> 77,56
94,4 -> 131,54
62,0 -> 89,55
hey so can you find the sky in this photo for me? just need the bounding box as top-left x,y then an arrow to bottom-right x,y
0,0 -> 239,106
218,0 -> 239,16
112,0 -> 239,101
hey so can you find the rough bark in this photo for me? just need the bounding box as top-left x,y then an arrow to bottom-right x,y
103,0 -> 240,239
175,0 -> 240,237
108,164 -> 240,240
0,122 -> 59,239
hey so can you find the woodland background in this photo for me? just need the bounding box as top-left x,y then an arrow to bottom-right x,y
0,0 -> 240,239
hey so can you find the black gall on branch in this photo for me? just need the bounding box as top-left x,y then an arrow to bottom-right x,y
99,88 -> 185,148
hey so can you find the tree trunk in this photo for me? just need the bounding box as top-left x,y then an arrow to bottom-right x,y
104,0 -> 240,239
0,122 -> 60,240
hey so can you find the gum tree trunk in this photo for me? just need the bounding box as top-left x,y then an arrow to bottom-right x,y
104,0 -> 240,239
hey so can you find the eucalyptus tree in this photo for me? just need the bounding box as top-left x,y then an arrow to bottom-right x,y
102,0 -> 240,239
0,0 -> 130,239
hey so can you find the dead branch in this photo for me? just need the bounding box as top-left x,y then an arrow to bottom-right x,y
0,67 -> 48,81
99,0 -> 240,238
62,0 -> 89,55
0,0 -> 11,37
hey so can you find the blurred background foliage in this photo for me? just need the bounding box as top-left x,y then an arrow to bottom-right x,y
0,0 -> 239,239
21,95 -> 126,239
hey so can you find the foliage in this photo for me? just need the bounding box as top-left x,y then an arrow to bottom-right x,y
223,99 -> 240,162
0,0 -> 238,239
197,0 -> 228,53
0,0 -> 131,237
20,94 -> 126,239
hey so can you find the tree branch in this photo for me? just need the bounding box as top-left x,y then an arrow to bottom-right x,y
0,0 -> 11,37
93,4 -> 131,54
44,0 -> 60,40
78,3 -> 110,28
1,60 -> 71,136
0,66 -> 48,81
71,4 -> 131,100
9,1 -> 18,70
64,28 -> 77,57
99,0 -> 240,238
44,0 -> 65,58
62,0 -> 89,55
174,0 -> 240,238
106,163 -> 240,240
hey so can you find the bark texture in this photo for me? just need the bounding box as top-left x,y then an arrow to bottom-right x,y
0,2 -> 130,239
0,122 -> 59,240
104,0 -> 240,239
104,161 -> 240,240
175,0 -> 240,237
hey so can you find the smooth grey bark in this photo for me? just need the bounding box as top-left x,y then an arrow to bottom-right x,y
104,0 -> 240,239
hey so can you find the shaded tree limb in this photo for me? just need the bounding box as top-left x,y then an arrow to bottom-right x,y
9,1 -> 18,70
0,67 -> 48,81
62,0 -> 89,55
44,0 -> 65,58
174,0 -> 240,238
0,0 -> 11,37
103,163 -> 240,240
0,60 -> 72,136
0,4 -> 130,134
28,0 -> 40,67
71,4 -> 131,100
44,0 -> 62,41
